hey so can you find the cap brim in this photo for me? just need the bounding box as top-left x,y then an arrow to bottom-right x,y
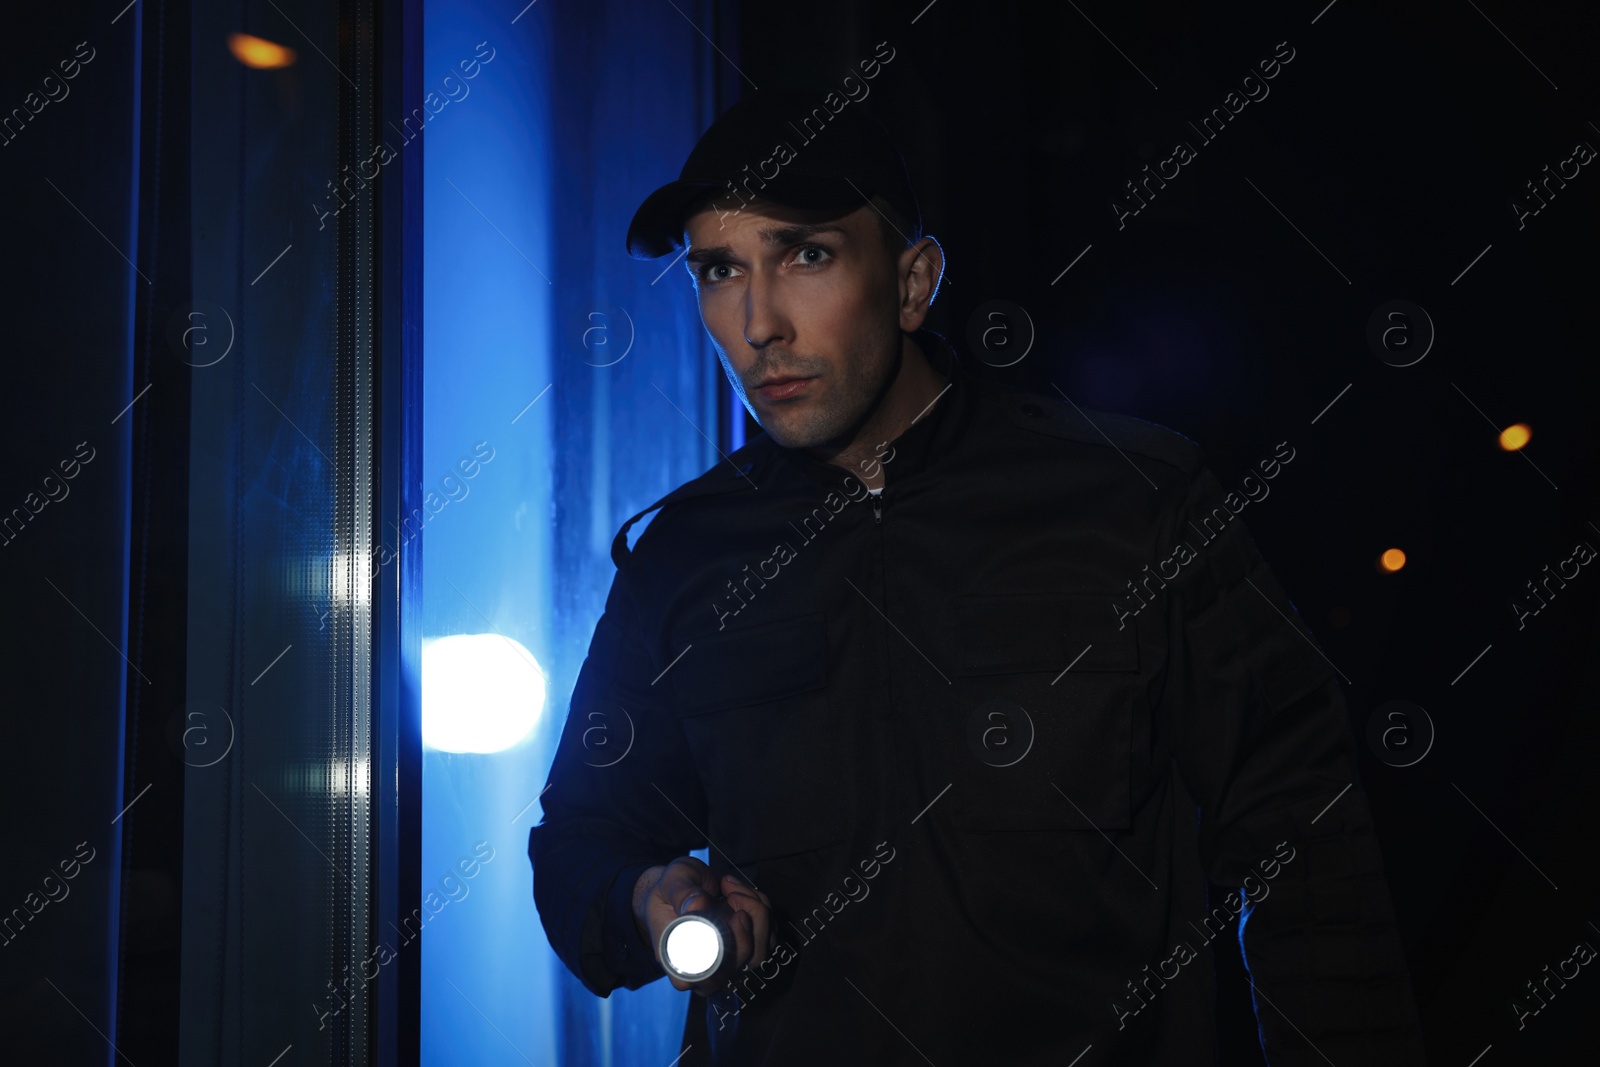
625,174 -> 872,260
625,180 -> 722,260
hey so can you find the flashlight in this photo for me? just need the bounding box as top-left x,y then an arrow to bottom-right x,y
658,896 -> 737,987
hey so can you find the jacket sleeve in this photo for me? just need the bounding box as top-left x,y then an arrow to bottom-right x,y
528,557 -> 708,996
1163,461 -> 1428,1065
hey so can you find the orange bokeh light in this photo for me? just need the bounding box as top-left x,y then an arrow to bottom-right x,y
228,32 -> 297,69
1379,548 -> 1406,573
1498,423 -> 1531,451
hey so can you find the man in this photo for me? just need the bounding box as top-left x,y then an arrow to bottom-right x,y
529,89 -> 1428,1065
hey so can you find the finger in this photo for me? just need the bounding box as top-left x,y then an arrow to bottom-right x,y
726,904 -> 755,969
726,895 -> 774,966
642,859 -> 710,974
721,885 -> 768,916
724,872 -> 771,910
662,866 -> 716,916
720,891 -> 770,960
720,883 -> 761,908
746,892 -> 771,966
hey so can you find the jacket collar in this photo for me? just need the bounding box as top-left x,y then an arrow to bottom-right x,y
768,326 -> 980,491
611,329 -> 980,570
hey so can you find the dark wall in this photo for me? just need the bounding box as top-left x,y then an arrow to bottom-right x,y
0,3 -> 140,1061
737,2 -> 1599,1063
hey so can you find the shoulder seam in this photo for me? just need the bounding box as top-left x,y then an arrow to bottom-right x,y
608,437 -> 770,570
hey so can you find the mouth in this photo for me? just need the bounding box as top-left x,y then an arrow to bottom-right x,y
753,375 -> 816,402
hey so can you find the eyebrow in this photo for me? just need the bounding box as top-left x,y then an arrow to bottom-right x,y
684,222 -> 848,266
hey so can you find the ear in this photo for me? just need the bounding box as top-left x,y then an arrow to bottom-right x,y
897,236 -> 944,332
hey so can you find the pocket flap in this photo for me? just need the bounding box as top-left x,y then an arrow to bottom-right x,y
669,610 -> 828,715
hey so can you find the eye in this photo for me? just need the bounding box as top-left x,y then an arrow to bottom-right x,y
698,261 -> 739,284
792,244 -> 832,267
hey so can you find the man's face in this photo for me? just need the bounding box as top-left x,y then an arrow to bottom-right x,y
682,198 -> 903,450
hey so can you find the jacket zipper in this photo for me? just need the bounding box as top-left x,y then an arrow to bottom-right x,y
872,493 -> 882,524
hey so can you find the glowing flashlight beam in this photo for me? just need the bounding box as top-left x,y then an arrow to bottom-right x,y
658,907 -> 733,985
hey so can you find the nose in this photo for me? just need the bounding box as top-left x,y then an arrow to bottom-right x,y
742,268 -> 790,350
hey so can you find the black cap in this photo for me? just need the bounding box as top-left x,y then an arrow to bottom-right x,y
625,89 -> 922,260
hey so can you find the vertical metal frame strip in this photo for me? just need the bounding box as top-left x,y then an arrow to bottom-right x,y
334,0 -> 376,1061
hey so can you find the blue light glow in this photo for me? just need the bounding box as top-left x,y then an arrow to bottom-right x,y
421,634 -> 546,753
421,0 -> 734,1061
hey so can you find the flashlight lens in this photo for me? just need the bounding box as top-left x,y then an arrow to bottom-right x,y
664,915 -> 722,977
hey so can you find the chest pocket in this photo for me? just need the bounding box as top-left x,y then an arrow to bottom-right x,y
947,593 -> 1142,833
667,610 -> 846,866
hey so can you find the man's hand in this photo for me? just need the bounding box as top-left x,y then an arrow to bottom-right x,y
633,856 -> 773,994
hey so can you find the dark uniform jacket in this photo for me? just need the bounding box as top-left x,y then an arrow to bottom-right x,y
529,328 -> 1428,1066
